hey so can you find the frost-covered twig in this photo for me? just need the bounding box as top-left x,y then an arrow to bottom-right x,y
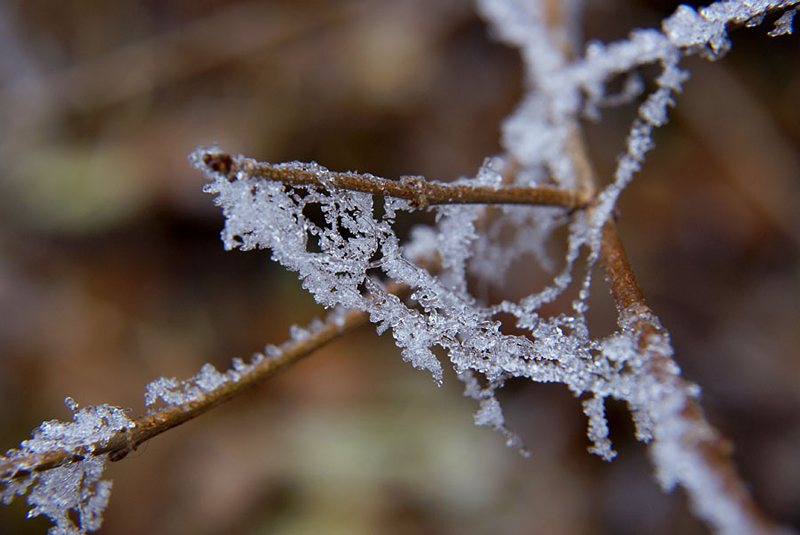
201,150 -> 587,210
1,305 -> 371,534
2,1 -> 798,534
599,223 -> 779,535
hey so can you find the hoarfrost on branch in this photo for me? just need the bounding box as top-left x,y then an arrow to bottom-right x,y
1,401 -> 134,535
2,1 -> 797,534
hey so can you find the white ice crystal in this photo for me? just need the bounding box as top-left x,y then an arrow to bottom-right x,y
26,456 -> 112,535
144,363 -> 238,411
769,7 -> 797,35
1,399 -> 134,535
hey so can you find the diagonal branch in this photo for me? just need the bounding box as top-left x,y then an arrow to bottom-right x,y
599,221 -> 780,535
0,305 -> 371,482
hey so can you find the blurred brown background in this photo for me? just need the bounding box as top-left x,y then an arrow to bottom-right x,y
0,1 -> 798,534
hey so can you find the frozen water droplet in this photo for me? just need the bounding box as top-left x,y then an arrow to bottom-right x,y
64,397 -> 79,412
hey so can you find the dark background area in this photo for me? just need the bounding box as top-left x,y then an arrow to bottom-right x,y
0,1 -> 798,534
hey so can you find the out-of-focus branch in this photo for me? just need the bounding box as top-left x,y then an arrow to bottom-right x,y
1,4 -> 355,117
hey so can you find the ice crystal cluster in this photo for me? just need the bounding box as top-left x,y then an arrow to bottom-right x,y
1,400 -> 134,535
144,362 -> 243,409
194,0 -> 798,457
1,1 -> 797,534
192,2 -> 796,534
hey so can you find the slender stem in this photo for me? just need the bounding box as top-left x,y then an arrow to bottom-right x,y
599,221 -> 778,535
0,306 -> 371,480
109,305 -> 371,461
598,222 -> 647,316
200,150 -> 587,210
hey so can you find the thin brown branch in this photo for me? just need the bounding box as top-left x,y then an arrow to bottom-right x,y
547,15 -> 781,518
0,305 -> 371,481
599,221 -> 648,317
599,221 -> 779,535
201,151 -> 587,210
